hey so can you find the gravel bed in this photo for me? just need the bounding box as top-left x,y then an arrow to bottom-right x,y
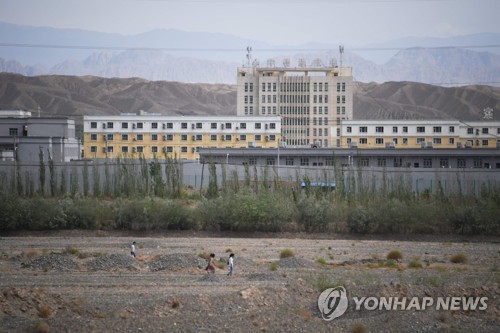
85,254 -> 137,271
21,253 -> 77,271
148,253 -> 206,271
277,256 -> 317,269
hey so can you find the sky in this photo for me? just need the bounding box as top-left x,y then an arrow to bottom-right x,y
0,0 -> 499,46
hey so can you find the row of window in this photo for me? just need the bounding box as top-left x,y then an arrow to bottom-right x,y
347,137 -> 496,146
92,134 -> 277,142
357,157 -> 485,169
257,82 -> 346,93
90,121 -> 277,131
347,126 -> 500,134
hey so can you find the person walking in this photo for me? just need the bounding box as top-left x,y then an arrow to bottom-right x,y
227,253 -> 234,276
131,241 -> 136,259
205,253 -> 216,274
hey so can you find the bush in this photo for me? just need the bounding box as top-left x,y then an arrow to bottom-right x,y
315,257 -> 327,265
269,262 -> 278,271
279,248 -> 295,259
387,250 -> 403,260
407,260 -> 423,268
450,253 -> 468,264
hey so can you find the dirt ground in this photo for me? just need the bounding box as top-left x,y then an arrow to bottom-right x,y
0,231 -> 499,333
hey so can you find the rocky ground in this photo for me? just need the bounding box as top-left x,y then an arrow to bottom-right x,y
0,231 -> 498,333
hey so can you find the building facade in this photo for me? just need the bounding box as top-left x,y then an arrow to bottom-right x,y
83,113 -> 281,160
0,110 -> 81,162
340,120 -> 500,149
236,64 -> 353,148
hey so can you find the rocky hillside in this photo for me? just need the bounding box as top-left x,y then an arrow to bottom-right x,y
0,73 -> 499,121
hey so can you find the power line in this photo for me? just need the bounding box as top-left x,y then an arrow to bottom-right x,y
0,42 -> 499,52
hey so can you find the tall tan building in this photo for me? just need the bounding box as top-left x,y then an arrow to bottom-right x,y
236,64 -> 353,148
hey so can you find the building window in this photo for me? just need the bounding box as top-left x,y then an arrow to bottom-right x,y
376,127 -> 384,133
244,83 -> 248,92
423,158 -> 432,168
181,147 -> 188,153
482,128 -> 489,134
482,139 -> 489,146
300,157 -> 309,166
239,135 -> 246,141
433,126 -> 442,133
90,122 -> 97,129
359,158 -> 369,167
166,123 -> 173,129
249,83 -> 253,92
403,126 -> 408,133
136,122 -> 143,129
473,159 -> 482,168
269,135 -> 276,141
249,157 -> 257,165
225,135 -> 232,141
417,126 -> 425,133
121,122 -> 128,129
337,82 -> 340,92
449,126 -> 455,133
359,138 -> 367,144
240,123 -> 247,129
225,123 -> 232,129
467,127 -> 473,134
346,126 -> 352,133
166,146 -> 173,153
136,134 -> 143,141
393,126 -> 398,133
165,134 -> 173,141
359,126 -> 367,133
255,135 -> 261,141
403,138 -> 408,145
433,138 -> 441,145
375,138 -> 384,145
449,138 -> 455,145
377,158 -> 386,167
90,146 -> 97,153
211,123 -> 217,129
255,123 -> 261,129
457,159 -> 466,168
107,134 -> 114,141
181,135 -> 187,141
10,127 -> 19,136
121,146 -> 128,153
152,146 -> 158,153
394,158 -> 402,167
107,122 -> 114,129
152,122 -> 158,129
270,123 -> 276,129
440,159 -> 449,168
106,146 -> 114,153
90,134 -> 97,141
285,157 -> 294,166
342,82 -> 346,92
211,135 -> 217,141
262,83 -> 265,92
196,123 -> 202,129
152,134 -> 158,141
196,134 -> 203,141
266,157 -> 276,166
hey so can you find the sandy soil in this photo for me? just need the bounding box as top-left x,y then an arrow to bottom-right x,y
0,231 -> 499,333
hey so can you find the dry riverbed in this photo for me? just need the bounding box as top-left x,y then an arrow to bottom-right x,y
0,231 -> 499,333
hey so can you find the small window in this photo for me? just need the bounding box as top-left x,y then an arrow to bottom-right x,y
152,122 -> 158,129
433,126 -> 442,133
90,122 -> 97,129
90,134 -> 97,141
255,123 -> 261,129
449,126 -> 455,133
403,126 -> 408,133
211,123 -> 217,129
417,127 -> 425,133
225,123 -> 232,129
375,138 -> 384,144
121,134 -> 128,141
360,126 -> 367,133
122,146 -> 128,153
136,134 -> 143,141
181,147 -> 188,153
196,123 -> 202,129
107,122 -> 114,129
166,123 -> 173,129
347,126 -> 352,133
152,134 -> 158,141
121,122 -> 128,129
181,135 -> 188,141
392,126 -> 398,133
181,123 -> 187,129
136,122 -> 143,129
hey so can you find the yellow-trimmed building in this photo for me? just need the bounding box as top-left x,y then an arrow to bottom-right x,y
83,113 -> 281,160
340,120 -> 500,149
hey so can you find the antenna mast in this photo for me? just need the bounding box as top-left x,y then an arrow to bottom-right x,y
246,46 -> 252,67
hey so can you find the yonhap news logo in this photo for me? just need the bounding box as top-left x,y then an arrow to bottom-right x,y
318,286 -> 488,320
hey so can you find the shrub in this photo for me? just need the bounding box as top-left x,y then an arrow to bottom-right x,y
450,253 -> 468,264
34,321 -> 49,333
171,299 -> 180,309
351,323 -> 367,333
387,250 -> 403,261
408,261 -> 423,268
270,262 -> 278,271
64,246 -> 79,255
37,305 -> 52,318
315,257 -> 327,266
279,248 -> 295,259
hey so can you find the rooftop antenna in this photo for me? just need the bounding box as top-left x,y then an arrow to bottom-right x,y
339,45 -> 344,71
246,46 -> 252,67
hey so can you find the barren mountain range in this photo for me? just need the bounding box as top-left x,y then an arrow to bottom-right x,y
0,73 -> 499,121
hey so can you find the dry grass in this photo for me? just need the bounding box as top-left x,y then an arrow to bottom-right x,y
450,252 -> 468,264
279,248 -> 295,259
26,250 -> 39,260
351,322 -> 368,333
63,246 -> 79,256
171,299 -> 180,309
269,262 -> 278,271
34,321 -> 50,333
387,250 -> 403,260
37,305 -> 53,318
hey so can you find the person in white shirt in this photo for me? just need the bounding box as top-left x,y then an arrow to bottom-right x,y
227,253 -> 234,276
131,241 -> 136,258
